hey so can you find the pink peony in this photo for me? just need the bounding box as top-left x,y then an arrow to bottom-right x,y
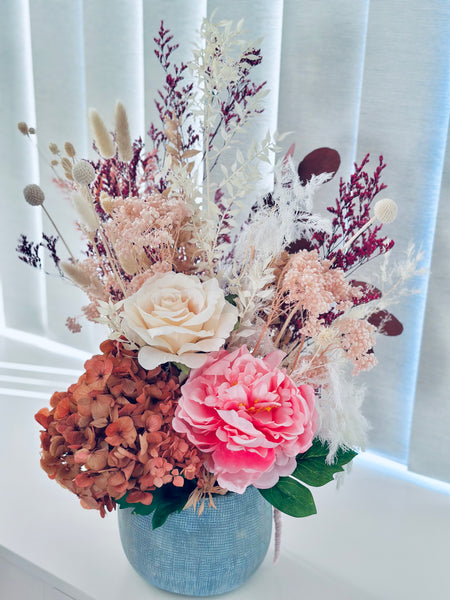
172,346 -> 317,493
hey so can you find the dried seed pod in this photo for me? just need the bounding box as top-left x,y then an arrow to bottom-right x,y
89,108 -> 115,158
51,160 -> 59,166
49,142 -> 59,154
115,101 -> 133,162
28,127 -> 36,135
72,160 -> 96,185
61,157 -> 72,172
23,184 -> 45,206
17,122 -> 29,135
64,142 -> 76,157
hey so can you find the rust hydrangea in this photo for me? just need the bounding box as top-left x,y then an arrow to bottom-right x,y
35,340 -> 205,517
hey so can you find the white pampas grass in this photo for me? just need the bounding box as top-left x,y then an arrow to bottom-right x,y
314,363 -> 369,462
228,157 -> 332,331
89,108 -> 115,158
115,101 -> 133,162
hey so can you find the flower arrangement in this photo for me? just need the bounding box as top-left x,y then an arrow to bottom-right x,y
19,18 -> 419,530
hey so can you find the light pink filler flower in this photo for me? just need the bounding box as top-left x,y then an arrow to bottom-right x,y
172,346 -> 317,493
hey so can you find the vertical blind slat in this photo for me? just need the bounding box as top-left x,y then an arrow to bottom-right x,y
0,0 -> 46,335
409,124 -> 450,484
356,0 -> 450,464
277,0 -> 370,208
29,0 -> 93,349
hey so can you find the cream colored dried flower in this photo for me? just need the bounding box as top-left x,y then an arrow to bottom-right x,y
72,160 -> 96,185
374,198 -> 398,224
17,122 -> 29,135
115,101 -> 133,162
49,142 -> 59,155
89,108 -> 115,158
23,184 -> 45,206
64,142 -> 76,157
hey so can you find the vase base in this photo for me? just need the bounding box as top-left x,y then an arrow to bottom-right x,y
118,487 -> 272,596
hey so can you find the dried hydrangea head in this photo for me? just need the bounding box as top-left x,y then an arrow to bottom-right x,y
72,160 -> 96,185
23,184 -> 45,206
374,198 -> 397,224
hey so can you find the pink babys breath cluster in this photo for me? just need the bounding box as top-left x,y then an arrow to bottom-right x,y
282,249 -> 359,336
172,346 -> 317,493
102,194 -> 190,275
335,318 -> 377,374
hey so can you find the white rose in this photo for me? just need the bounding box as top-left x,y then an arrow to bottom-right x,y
122,272 -> 238,370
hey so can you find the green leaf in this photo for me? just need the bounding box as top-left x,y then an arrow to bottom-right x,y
225,294 -> 238,307
172,362 -> 190,377
259,477 -> 317,518
115,479 -> 197,527
293,439 -> 357,487
151,483 -> 193,529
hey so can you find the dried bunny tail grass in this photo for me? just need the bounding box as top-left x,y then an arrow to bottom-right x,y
61,261 -> 91,287
100,191 -> 115,215
114,101 -> 133,162
64,142 -> 76,158
61,157 -> 72,173
89,108 -> 115,158
71,192 -> 98,230
61,261 -> 104,297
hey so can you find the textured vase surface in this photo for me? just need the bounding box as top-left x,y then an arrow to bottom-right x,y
118,486 -> 272,596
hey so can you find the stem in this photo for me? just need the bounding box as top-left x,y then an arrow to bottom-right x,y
41,205 -> 75,260
290,335 -> 305,373
274,305 -> 298,347
341,216 -> 375,254
81,186 -> 128,298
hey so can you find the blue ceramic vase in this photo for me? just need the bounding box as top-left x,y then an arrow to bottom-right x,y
117,486 -> 273,596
